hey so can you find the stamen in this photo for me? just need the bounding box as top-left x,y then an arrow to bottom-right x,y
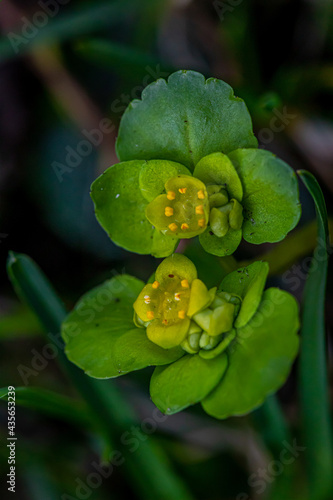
162,319 -> 168,325
168,223 -> 178,232
195,205 -> 204,215
198,218 -> 205,228
197,190 -> 205,199
152,281 -> 160,289
179,187 -> 187,194
181,279 -> 189,288
147,311 -> 154,320
144,295 -> 151,304
167,191 -> 176,200
174,293 -> 181,301
178,310 -> 186,319
165,206 -> 174,217
181,223 -> 189,231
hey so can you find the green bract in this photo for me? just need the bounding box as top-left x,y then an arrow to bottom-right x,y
61,254 -> 300,418
91,71 -> 301,257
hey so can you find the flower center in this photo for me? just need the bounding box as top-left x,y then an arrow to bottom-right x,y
145,175 -> 210,238
145,276 -> 191,325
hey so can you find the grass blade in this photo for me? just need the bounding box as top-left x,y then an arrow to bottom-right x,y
297,170 -> 333,500
75,39 -> 172,76
0,386 -> 92,428
0,1 -> 135,63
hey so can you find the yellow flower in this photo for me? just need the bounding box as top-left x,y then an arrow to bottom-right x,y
133,254 -> 238,351
145,175 -> 210,238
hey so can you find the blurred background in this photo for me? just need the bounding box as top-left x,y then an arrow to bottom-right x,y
0,0 -> 332,499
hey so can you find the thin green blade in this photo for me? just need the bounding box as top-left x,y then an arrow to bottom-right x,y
297,170 -> 333,500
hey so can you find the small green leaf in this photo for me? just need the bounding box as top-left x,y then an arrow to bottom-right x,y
228,149 -> 301,243
199,228 -> 242,256
116,70 -> 257,171
90,160 -> 177,257
202,288 -> 299,419
139,159 -> 190,202
193,152 -> 243,202
150,352 -> 228,414
220,261 -> 269,328
62,275 -> 183,378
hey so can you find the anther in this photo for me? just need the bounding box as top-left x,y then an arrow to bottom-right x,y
181,279 -> 189,288
162,319 -> 168,325
165,206 -> 174,217
174,293 -> 181,301
144,295 -> 151,304
181,223 -> 189,231
147,311 -> 154,320
197,190 -> 205,199
167,191 -> 176,200
178,310 -> 186,319
179,187 -> 187,194
198,218 -> 205,228
168,223 -> 178,232
195,205 -> 204,215
152,281 -> 160,289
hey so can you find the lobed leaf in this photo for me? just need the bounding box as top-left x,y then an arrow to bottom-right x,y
228,149 -> 301,244
116,70 -> 257,170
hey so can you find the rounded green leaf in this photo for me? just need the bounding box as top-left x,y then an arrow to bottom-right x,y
220,261 -> 269,328
62,275 -> 184,379
199,228 -> 242,256
228,149 -> 301,244
202,288 -> 300,419
116,70 -> 257,171
193,152 -> 243,202
150,352 -> 228,414
90,160 -> 178,257
139,159 -> 191,202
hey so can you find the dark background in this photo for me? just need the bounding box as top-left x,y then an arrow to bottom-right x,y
0,0 -> 332,499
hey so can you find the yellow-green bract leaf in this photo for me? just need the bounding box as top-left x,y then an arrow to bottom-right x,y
202,288 -> 299,419
155,253 -> 197,284
199,228 -> 242,257
147,318 -> 191,350
150,352 -> 228,414
62,276 -> 184,379
116,70 -> 257,171
187,280 -> 214,317
193,152 -> 243,202
220,261 -> 269,328
228,149 -> 301,244
139,159 -> 191,202
90,160 -> 178,257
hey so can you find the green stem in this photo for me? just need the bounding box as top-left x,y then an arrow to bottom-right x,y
297,171 -> 333,500
239,218 -> 333,276
7,252 -> 194,500
219,255 -> 239,273
252,395 -> 291,458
